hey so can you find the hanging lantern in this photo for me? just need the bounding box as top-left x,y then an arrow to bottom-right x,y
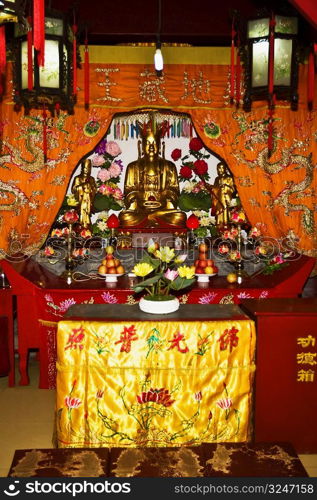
12,7 -> 77,114
0,0 -> 23,24
243,14 -> 299,111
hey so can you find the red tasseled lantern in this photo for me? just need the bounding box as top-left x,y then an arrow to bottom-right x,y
107,214 -> 120,228
186,214 -> 199,230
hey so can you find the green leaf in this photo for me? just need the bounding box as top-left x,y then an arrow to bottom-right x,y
141,253 -> 161,269
169,277 -> 195,290
93,193 -> 111,211
133,273 -> 163,290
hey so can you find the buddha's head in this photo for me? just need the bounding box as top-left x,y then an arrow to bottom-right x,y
217,161 -> 227,176
82,159 -> 92,177
143,129 -> 159,158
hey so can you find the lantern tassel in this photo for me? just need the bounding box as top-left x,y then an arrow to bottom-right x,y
0,25 -> 6,96
268,94 -> 276,157
27,16 -> 33,91
72,19 -> 78,96
33,0 -> 45,67
230,18 -> 236,102
308,45 -> 315,109
84,30 -> 89,109
268,13 -> 275,96
43,105 -> 47,164
235,35 -> 241,106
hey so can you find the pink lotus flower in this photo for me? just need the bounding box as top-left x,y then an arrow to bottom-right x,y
91,153 -> 105,167
97,169 -> 111,182
64,396 -> 82,409
164,268 -> 179,281
105,141 -> 121,157
108,162 -> 122,178
216,397 -> 232,410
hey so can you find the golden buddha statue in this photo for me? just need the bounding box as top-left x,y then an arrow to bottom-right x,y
119,122 -> 186,228
71,159 -> 97,228
212,161 -> 236,226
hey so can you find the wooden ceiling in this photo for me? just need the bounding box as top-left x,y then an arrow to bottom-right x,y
47,0 -> 316,46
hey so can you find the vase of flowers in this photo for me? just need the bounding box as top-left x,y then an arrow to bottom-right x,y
132,244 -> 195,314
91,139 -> 124,213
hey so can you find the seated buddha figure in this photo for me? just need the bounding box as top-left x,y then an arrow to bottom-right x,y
119,122 -> 186,228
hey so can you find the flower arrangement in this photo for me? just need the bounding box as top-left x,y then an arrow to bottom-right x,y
171,137 -> 212,212
91,211 -> 111,239
91,139 -> 124,212
190,210 -> 217,239
132,244 -> 195,302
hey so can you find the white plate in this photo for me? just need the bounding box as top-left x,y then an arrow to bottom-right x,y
98,272 -> 125,282
195,273 -> 217,282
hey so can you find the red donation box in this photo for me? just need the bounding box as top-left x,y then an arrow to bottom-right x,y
240,298 -> 317,453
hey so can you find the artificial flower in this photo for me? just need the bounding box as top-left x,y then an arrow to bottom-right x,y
189,136 -> 203,151
63,210 -> 79,224
97,169 -> 111,182
80,228 -> 92,238
108,162 -> 122,178
132,262 -> 154,277
105,141 -> 121,157
178,265 -> 195,279
44,246 -> 54,256
171,148 -> 182,161
174,254 -> 187,264
155,246 -> 175,263
164,269 -> 179,281
179,165 -> 193,179
193,159 -> 208,176
231,210 -> 246,224
66,194 -> 79,207
90,153 -> 105,167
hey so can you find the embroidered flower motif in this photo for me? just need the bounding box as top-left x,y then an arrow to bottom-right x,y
194,391 -> 202,401
198,292 -> 218,304
64,396 -> 82,409
59,298 -> 77,313
216,398 -> 232,410
96,390 -> 104,399
137,388 -> 175,407
101,291 -> 118,304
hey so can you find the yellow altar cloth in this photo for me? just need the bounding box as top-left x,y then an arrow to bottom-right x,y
55,309 -> 256,448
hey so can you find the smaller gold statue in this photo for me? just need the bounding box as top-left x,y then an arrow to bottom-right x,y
212,161 -> 236,226
71,159 -> 97,228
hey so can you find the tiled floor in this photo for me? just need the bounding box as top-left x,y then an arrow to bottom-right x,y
0,355 -> 316,477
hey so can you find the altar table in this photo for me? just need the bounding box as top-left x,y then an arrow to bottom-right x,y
0,253 -> 314,389
55,304 -> 256,448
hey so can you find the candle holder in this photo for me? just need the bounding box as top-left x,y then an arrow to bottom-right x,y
61,223 -> 76,282
235,224 -> 244,284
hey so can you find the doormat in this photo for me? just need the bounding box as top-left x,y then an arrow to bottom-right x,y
8,442 -> 308,477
